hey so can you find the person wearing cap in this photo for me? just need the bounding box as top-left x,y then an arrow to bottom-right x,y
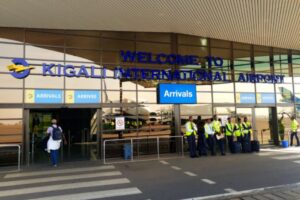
46,119 -> 63,167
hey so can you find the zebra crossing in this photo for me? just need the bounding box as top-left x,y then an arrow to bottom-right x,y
0,164 -> 142,200
257,147 -> 300,163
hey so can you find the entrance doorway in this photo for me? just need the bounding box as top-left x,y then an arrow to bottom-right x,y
236,107 -> 279,145
28,108 -> 98,164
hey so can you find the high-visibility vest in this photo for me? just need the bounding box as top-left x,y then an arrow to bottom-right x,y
225,123 -> 234,136
291,119 -> 298,132
242,122 -> 251,135
204,123 -> 213,138
185,122 -> 196,136
234,123 -> 243,137
213,120 -> 221,133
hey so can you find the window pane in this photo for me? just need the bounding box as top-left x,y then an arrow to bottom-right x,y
0,120 -> 22,134
180,104 -> 212,116
66,77 -> 101,90
0,73 -> 23,88
25,30 -> 64,46
196,85 -> 211,92
26,45 -> 64,60
0,109 -> 22,119
0,27 -> 24,43
178,35 -> 207,46
197,92 -> 212,103
136,33 -> 171,43
235,83 -> 255,92
136,42 -> 171,54
138,91 -> 156,103
213,93 -> 234,103
213,83 -> 234,92
256,83 -> 274,93
65,35 -> 101,49
0,89 -> 22,103
66,49 -> 101,63
0,43 -> 23,57
102,38 -> 135,51
25,75 -> 64,89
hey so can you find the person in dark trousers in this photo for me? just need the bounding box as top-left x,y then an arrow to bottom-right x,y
288,114 -> 300,146
225,117 -> 235,153
46,119 -> 63,167
196,116 -> 207,156
213,115 -> 225,156
242,117 -> 252,143
234,118 -> 244,144
185,116 -> 198,158
205,118 -> 216,156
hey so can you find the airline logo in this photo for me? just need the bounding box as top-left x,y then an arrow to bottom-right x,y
7,58 -> 34,79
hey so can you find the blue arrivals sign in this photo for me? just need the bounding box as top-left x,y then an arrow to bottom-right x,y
257,93 -> 275,104
237,93 -> 256,104
74,90 -> 100,103
33,89 -> 63,104
158,83 -> 197,104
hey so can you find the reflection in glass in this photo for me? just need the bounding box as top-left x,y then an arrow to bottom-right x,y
0,120 -> 22,134
180,104 -> 212,116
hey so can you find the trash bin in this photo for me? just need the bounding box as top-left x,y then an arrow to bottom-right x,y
123,143 -> 132,160
281,140 -> 289,148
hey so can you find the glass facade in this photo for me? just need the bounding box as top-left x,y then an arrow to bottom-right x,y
0,28 -> 299,162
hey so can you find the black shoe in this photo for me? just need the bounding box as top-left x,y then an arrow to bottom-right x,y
221,153 -> 226,156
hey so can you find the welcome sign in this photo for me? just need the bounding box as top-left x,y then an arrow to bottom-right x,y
157,83 -> 197,104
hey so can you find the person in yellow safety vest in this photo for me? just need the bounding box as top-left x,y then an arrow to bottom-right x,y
290,115 -> 300,146
242,117 -> 252,143
213,115 -> 225,156
234,118 -> 244,144
225,117 -> 235,153
185,116 -> 198,158
204,118 -> 216,156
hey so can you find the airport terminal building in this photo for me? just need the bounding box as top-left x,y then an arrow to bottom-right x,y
0,1 -> 300,165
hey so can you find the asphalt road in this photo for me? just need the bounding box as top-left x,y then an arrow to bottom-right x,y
1,148 -> 300,200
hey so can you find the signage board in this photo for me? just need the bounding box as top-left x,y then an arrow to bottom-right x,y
115,117 -> 125,130
65,90 -> 100,104
236,93 -> 256,104
25,89 -> 63,104
158,83 -> 197,104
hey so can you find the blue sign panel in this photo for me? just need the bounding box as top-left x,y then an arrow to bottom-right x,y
239,93 -> 256,104
158,83 -> 196,104
74,90 -> 100,103
35,90 -> 63,104
260,93 -> 275,104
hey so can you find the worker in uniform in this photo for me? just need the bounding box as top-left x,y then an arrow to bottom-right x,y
225,117 -> 235,153
242,117 -> 252,143
185,116 -> 198,158
234,118 -> 244,145
290,115 -> 300,146
205,118 -> 215,156
196,116 -> 207,156
213,115 -> 225,156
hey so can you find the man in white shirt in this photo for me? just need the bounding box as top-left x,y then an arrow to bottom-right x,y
46,119 -> 62,167
205,118 -> 216,156
185,116 -> 198,158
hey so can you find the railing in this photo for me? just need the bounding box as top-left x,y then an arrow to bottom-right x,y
0,144 -> 21,172
103,136 -> 184,164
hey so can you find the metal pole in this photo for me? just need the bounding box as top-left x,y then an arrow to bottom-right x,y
181,136 -> 184,157
18,145 -> 21,171
130,138 -> 133,162
103,140 -> 106,164
157,137 -> 160,159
